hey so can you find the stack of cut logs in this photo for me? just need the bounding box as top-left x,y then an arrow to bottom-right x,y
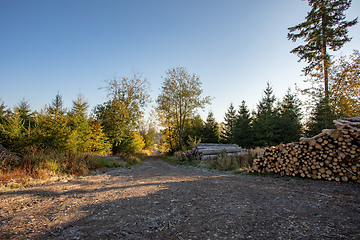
251,116 -> 360,182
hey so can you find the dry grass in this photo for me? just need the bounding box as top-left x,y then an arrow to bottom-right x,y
0,148 -> 147,192
199,151 -> 254,172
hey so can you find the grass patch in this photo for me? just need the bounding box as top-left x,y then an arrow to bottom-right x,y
162,148 -> 260,173
200,151 -> 253,172
162,153 -> 200,166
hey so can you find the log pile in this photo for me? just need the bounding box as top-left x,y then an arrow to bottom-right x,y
251,116 -> 360,182
195,143 -> 246,160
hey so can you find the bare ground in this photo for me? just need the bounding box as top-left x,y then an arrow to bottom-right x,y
1,158 -> 360,240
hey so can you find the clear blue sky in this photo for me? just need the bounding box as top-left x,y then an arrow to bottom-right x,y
1,0 -> 359,122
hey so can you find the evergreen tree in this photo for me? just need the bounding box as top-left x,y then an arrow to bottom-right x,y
288,0 -> 358,100
202,111 -> 220,143
306,97 -> 336,137
279,88 -> 303,143
14,98 -> 33,127
67,94 -> 92,152
37,93 -> 70,150
221,103 -> 237,143
47,92 -> 66,120
252,82 -> 281,147
88,120 -> 111,155
0,109 -> 26,151
232,101 -> 253,148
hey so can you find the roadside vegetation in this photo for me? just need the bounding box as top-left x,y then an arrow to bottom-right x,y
0,147 -> 146,191
0,72 -> 153,191
163,148 -> 265,173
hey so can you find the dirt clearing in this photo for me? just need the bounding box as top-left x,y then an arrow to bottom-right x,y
1,158 -> 360,239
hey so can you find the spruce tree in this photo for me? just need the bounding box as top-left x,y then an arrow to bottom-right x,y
202,111 -> 220,143
232,101 -> 253,148
221,103 -> 236,143
252,82 -> 281,147
38,93 -> 70,150
47,92 -> 66,120
288,0 -> 358,100
14,98 -> 33,127
68,94 -> 92,152
279,88 -> 303,143
306,98 -> 336,137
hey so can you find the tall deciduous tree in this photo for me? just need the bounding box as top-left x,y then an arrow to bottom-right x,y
94,72 -> 150,154
330,50 -> 360,117
288,0 -> 358,100
155,67 -> 211,150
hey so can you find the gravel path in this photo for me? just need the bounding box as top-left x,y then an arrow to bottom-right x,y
1,158 -> 360,239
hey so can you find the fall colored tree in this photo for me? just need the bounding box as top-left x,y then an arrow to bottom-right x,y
330,50 -> 360,117
155,67 -> 211,151
95,72 -> 150,154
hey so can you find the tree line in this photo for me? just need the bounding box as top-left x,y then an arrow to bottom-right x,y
155,48 -> 359,153
0,72 -> 155,155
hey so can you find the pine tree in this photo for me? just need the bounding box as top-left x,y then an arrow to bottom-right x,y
306,98 -> 336,137
88,120 -> 111,155
67,94 -> 92,152
252,82 -> 281,147
202,111 -> 220,143
232,101 -> 253,148
0,109 -> 26,151
14,98 -> 33,126
37,93 -> 70,150
47,92 -> 66,120
221,103 -> 237,143
288,0 -> 358,100
279,88 -> 303,143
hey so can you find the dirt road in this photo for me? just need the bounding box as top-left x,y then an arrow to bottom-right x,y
1,158 -> 360,239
